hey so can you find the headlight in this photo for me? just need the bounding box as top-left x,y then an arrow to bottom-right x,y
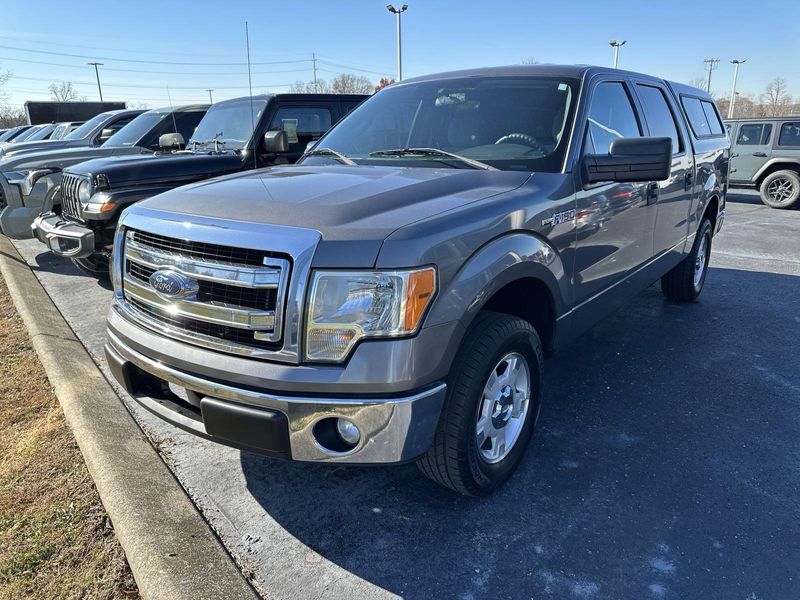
77,179 -> 92,203
305,267 -> 436,362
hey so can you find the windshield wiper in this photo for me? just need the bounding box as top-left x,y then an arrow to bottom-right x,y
368,147 -> 497,171
304,147 -> 357,166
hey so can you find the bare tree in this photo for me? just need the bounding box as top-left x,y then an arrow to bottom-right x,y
374,77 -> 394,93
521,57 -> 540,65
289,79 -> 330,93
687,77 -> 708,91
48,81 -> 79,102
760,77 -> 793,116
329,74 -> 374,95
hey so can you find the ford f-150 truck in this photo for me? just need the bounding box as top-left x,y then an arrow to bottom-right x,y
0,105 -> 208,240
105,65 -> 729,496
30,93 -> 366,275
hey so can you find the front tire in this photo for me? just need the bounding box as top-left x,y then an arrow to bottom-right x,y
661,217 -> 712,302
759,170 -> 800,209
417,311 -> 543,496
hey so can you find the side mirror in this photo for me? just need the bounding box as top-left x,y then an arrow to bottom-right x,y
583,136 -> 672,184
98,128 -> 115,144
263,130 -> 289,154
158,132 -> 185,150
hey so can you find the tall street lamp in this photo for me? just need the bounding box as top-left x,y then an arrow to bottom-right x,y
87,62 -> 104,101
609,40 -> 626,68
386,4 -> 408,81
728,59 -> 746,119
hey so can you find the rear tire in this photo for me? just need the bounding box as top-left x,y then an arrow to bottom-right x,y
661,218 -> 712,302
417,311 -> 543,496
759,170 -> 800,209
72,253 -> 111,280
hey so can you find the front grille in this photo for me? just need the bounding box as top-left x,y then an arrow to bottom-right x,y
131,229 -> 274,267
126,261 -> 278,311
120,227 -> 290,357
60,173 -> 85,221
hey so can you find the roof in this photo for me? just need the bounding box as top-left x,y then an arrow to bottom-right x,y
725,115 -> 800,122
150,104 -> 211,114
213,93 -> 369,105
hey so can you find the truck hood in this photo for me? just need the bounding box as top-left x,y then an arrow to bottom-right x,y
137,165 -> 531,247
0,144 -> 142,172
0,139 -> 89,160
65,152 -> 245,188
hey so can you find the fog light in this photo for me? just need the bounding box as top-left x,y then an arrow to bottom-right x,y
336,418 -> 360,446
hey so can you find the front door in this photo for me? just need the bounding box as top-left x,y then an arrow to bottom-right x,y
573,80 -> 653,304
730,121 -> 773,183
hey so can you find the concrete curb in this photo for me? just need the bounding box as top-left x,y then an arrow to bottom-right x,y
0,236 -> 260,600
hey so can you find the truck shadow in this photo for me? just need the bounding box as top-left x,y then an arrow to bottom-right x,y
239,267 -> 800,599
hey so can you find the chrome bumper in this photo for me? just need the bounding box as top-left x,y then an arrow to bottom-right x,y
31,212 -> 95,258
105,329 -> 446,464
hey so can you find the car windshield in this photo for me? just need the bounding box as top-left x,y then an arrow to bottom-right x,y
304,76 -> 579,172
12,126 -> 43,142
188,100 -> 266,150
0,127 -> 22,142
64,113 -> 110,140
104,110 -> 165,147
25,123 -> 57,141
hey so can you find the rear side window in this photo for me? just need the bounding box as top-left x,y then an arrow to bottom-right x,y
736,123 -> 772,146
778,122 -> 800,147
636,84 -> 682,154
584,82 -> 641,155
682,96 -> 724,138
269,106 -> 332,152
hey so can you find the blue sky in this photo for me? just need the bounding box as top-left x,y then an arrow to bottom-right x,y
1,0 -> 798,108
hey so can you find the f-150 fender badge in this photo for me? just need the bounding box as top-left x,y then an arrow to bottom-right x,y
542,209 -> 576,227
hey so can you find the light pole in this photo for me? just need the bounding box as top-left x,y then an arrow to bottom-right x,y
728,59 -> 746,119
87,62 -> 104,101
386,4 -> 408,81
609,40 -> 626,68
205,89 -> 214,103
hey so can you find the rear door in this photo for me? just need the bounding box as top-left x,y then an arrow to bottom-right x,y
729,121 -> 773,183
633,81 -> 694,255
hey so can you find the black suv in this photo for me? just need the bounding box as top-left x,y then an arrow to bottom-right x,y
31,93 -> 367,275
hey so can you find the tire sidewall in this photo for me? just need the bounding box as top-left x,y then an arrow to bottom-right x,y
760,171 -> 800,209
459,328 -> 542,493
692,219 -> 713,297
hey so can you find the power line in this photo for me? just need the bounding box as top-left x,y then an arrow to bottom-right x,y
8,74 -> 295,90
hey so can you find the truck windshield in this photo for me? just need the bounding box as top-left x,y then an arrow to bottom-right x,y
189,100 -> 266,150
64,113 -> 110,140
306,76 -> 579,172
25,123 -> 57,141
104,110 -> 165,147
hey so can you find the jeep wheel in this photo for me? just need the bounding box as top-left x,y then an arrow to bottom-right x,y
661,217 -> 712,302
72,253 -> 111,280
417,311 -> 543,496
759,170 -> 800,209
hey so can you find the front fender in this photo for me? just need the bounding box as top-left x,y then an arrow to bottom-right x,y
426,232 -> 567,330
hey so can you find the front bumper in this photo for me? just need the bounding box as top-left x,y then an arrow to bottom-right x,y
105,328 -> 447,464
31,212 -> 95,258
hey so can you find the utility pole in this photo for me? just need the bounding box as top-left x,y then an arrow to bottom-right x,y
609,40 -> 626,69
205,89 -> 214,103
312,52 -> 318,92
386,4 -> 408,81
728,59 -> 746,119
703,58 -> 720,94
87,62 -> 104,101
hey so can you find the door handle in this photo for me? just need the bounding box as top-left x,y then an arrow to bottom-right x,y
685,170 -> 694,190
752,152 -> 767,157
646,181 -> 659,204
731,153 -> 739,158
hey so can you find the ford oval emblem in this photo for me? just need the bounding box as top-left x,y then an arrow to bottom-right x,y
148,269 -> 198,300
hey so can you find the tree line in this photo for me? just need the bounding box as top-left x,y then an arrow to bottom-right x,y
691,76 -> 798,118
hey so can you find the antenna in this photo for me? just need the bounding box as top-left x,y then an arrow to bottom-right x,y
165,85 -> 179,134
245,21 -> 257,169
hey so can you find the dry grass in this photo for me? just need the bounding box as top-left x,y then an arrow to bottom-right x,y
0,270 -> 138,599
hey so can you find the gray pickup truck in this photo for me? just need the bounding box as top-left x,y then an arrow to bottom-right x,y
105,65 -> 728,496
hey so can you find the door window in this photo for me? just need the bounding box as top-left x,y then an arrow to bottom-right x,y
636,84 -> 682,154
736,123 -> 772,146
269,107 -> 332,152
584,82 -> 641,155
778,123 -> 800,147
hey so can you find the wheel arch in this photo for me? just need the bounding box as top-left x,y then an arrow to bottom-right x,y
754,160 -> 800,188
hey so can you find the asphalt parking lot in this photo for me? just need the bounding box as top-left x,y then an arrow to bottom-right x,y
9,190 -> 800,600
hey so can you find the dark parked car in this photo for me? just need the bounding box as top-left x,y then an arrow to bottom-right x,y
0,125 -> 35,145
727,116 -> 800,208
0,109 -> 144,160
31,93 -> 366,274
0,105 -> 208,239
104,65 -> 729,495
